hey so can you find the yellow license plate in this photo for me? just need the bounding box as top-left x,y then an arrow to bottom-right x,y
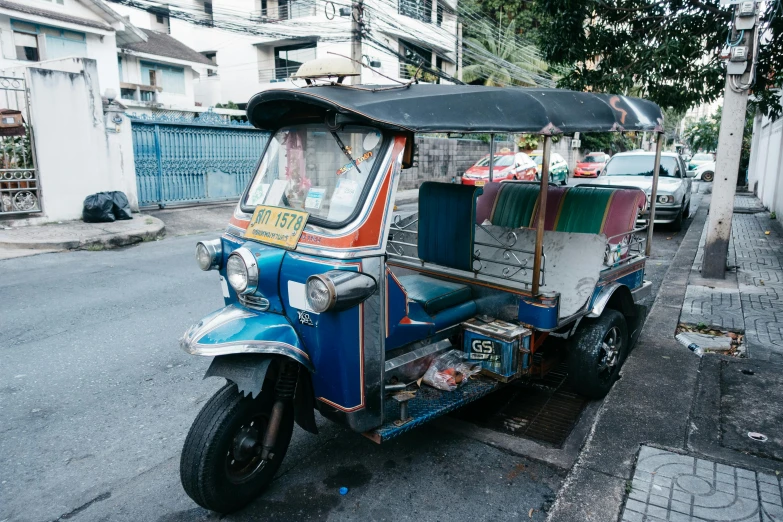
475,180 -> 486,186
244,205 -> 309,250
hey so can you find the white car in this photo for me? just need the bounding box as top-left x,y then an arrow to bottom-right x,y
693,161 -> 715,183
588,151 -> 694,230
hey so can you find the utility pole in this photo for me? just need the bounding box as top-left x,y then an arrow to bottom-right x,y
703,1 -> 760,278
457,22 -> 463,82
350,0 -> 364,85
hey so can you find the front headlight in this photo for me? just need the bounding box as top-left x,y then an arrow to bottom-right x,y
657,195 -> 674,204
226,247 -> 259,295
195,239 -> 222,271
306,271 -> 377,313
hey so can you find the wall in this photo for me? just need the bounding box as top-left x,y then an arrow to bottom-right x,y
748,112 -> 783,216
25,58 -> 138,221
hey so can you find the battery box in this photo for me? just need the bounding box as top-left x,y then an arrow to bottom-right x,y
462,317 -> 531,381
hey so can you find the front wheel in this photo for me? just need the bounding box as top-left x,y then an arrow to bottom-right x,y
180,383 -> 294,513
701,170 -> 714,183
568,309 -> 629,399
560,177 -> 567,186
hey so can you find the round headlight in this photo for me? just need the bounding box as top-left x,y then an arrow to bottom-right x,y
306,275 -> 335,313
195,239 -> 222,271
657,195 -> 674,204
226,248 -> 259,295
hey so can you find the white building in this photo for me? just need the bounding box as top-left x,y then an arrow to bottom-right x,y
109,0 -> 459,107
0,0 -> 147,99
118,28 -> 217,111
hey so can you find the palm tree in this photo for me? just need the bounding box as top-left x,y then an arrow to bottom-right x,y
462,20 -> 550,87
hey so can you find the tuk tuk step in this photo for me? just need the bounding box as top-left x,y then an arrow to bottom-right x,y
364,377 -> 500,444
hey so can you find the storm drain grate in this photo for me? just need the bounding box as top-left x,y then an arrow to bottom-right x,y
451,366 -> 587,448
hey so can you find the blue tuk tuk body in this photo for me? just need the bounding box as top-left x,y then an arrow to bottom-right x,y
179,79 -> 665,513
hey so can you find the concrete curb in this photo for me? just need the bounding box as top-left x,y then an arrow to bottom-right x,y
0,215 -> 166,251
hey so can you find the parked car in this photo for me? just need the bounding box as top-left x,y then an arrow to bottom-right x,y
574,152 -> 609,178
529,150 -> 569,185
692,161 -> 715,183
461,151 -> 537,186
590,151 -> 693,230
688,153 -> 714,172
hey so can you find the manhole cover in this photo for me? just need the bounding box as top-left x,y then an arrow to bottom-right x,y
451,365 -> 586,448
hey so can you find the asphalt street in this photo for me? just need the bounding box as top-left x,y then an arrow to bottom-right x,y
0,181 -> 705,522
0,235 -> 559,522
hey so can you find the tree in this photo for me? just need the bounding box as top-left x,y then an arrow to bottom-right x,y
684,114 -> 720,152
462,19 -> 549,86
535,0 -> 783,117
580,132 -> 636,154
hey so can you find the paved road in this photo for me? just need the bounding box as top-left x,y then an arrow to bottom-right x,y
0,235 -> 559,522
0,182 -> 705,522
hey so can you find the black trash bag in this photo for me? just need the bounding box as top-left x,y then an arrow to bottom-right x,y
108,191 -> 132,220
82,192 -> 115,223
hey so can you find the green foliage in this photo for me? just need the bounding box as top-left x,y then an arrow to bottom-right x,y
684,115 -> 720,153
535,0 -> 783,118
580,132 -> 636,154
1,134 -> 33,169
215,101 -> 240,110
462,19 -> 548,86
771,212 -> 777,220
405,64 -> 439,83
517,134 -> 541,150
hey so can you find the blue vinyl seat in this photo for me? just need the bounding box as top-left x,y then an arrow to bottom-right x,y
397,274 -> 477,329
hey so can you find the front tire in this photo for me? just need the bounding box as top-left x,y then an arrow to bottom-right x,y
669,205 -> 684,231
180,383 -> 294,513
701,171 -> 714,183
568,309 -> 629,399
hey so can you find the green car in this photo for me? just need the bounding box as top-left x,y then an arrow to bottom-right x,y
529,150 -> 569,185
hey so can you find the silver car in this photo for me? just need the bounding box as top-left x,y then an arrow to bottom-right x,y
588,151 -> 693,230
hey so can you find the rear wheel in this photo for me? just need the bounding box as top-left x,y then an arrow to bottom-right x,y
568,309 -> 628,399
180,382 -> 294,513
701,171 -> 714,183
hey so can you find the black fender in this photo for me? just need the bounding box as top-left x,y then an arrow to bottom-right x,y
204,353 -> 318,434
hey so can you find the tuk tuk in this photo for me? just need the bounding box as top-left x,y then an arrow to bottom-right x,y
179,63 -> 666,513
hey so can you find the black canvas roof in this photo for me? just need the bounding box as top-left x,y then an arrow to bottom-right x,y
246,84 -> 664,135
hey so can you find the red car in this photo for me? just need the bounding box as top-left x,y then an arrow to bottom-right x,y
574,152 -> 609,178
461,152 -> 537,186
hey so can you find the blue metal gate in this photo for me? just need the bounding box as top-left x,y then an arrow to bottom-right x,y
130,112 -> 268,207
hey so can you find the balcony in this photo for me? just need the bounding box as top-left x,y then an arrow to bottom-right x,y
250,3 -> 315,21
258,65 -> 301,83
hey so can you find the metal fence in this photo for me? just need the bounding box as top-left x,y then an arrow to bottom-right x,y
0,74 -> 40,216
130,111 -> 268,207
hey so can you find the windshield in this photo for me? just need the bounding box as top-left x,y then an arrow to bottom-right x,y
604,155 -> 679,178
692,153 -> 713,161
475,155 -> 514,167
243,124 -> 385,226
532,155 -> 543,165
583,154 -> 606,163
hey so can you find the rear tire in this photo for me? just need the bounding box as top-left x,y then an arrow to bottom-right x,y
180,383 -> 294,514
568,309 -> 628,400
701,171 -> 714,183
560,178 -> 567,186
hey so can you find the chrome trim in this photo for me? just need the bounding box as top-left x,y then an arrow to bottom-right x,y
228,247 -> 259,295
181,340 -> 314,372
588,282 -> 622,317
196,238 -> 223,271
182,305 -> 254,345
238,294 -> 270,311
631,280 -> 653,303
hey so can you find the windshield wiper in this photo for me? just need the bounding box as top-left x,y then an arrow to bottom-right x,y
330,130 -> 362,174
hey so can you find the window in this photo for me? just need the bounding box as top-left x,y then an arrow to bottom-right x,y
203,1 -> 214,26
120,88 -> 136,100
13,32 -> 39,61
156,14 -> 165,23
243,124 -> 386,227
140,61 -> 186,94
202,52 -> 218,76
44,0 -> 65,4
436,4 -> 443,26
274,42 -> 316,79
118,56 -> 123,81
11,20 -> 86,61
399,0 -> 431,23
604,155 -> 680,178
399,39 -> 431,79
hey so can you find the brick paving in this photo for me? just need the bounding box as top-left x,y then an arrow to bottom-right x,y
622,446 -> 783,522
683,195 -> 783,363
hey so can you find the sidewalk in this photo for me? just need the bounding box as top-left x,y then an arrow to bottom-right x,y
548,192 -> 783,522
0,214 -> 164,259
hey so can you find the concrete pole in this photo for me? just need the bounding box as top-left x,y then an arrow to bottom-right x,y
457,23 -> 463,82
350,0 -> 363,85
702,10 -> 756,279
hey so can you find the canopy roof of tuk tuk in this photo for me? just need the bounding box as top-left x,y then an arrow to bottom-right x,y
246,84 -> 664,135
